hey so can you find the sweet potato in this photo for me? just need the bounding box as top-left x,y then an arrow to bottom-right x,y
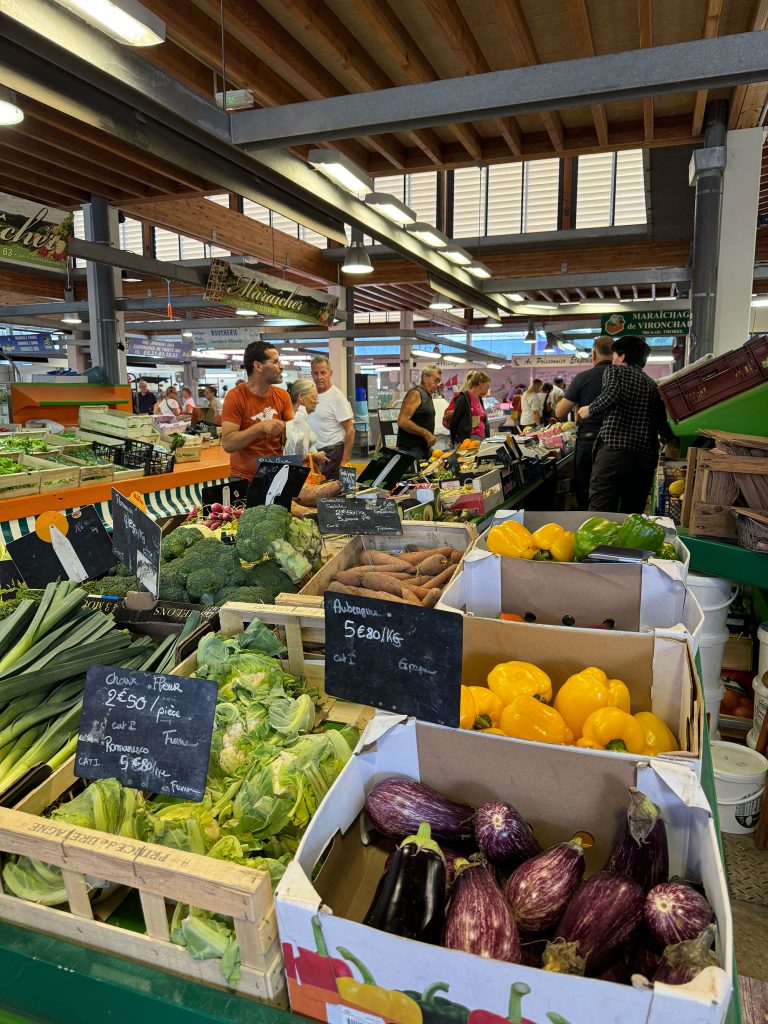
421,588 -> 442,608
415,554 -> 449,577
335,570 -> 412,600
422,564 -> 458,591
348,563 -> 416,576
358,550 -> 413,570
398,546 -> 455,565
327,581 -> 415,604
400,580 -> 440,601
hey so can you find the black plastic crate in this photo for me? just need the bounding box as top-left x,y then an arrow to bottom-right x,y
91,440 -> 122,464
120,450 -> 149,470
123,438 -> 154,457
145,450 -> 175,476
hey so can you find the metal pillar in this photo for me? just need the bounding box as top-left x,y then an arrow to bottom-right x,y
83,196 -> 126,384
689,101 -> 728,357
344,286 -> 356,405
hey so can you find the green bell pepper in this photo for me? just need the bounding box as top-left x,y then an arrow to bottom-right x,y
400,983 -> 470,1024
574,516 -> 621,561
616,513 -> 666,553
656,541 -> 679,561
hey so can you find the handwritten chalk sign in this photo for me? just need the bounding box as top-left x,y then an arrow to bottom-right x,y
338,466 -> 356,496
75,666 -> 217,801
7,506 -> 115,588
317,497 -> 403,536
247,461 -> 309,510
323,593 -> 462,726
112,489 -> 161,598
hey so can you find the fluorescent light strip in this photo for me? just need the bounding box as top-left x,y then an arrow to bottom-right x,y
467,262 -> 492,279
486,362 -> 503,369
443,354 -> 467,363
411,349 -> 436,358
751,296 -> 768,307
364,192 -> 416,225
51,0 -> 165,46
442,247 -> 473,266
405,223 -> 447,248
308,149 -> 373,194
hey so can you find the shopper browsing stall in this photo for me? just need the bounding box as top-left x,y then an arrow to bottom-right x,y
155,386 -> 181,417
135,379 -> 156,414
520,378 -> 544,428
445,371 -> 491,445
307,355 -> 354,480
396,364 -> 442,460
220,341 -> 293,482
180,386 -> 196,415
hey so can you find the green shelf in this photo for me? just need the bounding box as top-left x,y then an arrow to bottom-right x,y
681,530 -> 768,589
669,380 -> 768,451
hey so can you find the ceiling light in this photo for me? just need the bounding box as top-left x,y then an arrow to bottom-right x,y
365,192 -> 416,225
235,308 -> 254,316
122,270 -> 142,283
181,330 -> 193,338
411,349 -> 437,359
51,0 -> 165,46
525,324 -> 537,343
405,223 -> 448,248
505,292 -> 525,303
559,341 -> 576,351
442,246 -> 473,266
483,316 -> 499,328
342,242 -> 374,275
443,354 -> 467,364
487,362 -> 503,370
525,302 -> 558,311
750,296 -> 768,307
0,86 -> 23,125
647,355 -> 675,363
576,350 -> 590,359
467,262 -> 492,279
428,293 -> 453,310
282,346 -> 298,353
61,312 -> 82,325
308,149 -> 373,194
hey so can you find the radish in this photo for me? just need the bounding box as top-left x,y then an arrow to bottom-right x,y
210,502 -> 224,513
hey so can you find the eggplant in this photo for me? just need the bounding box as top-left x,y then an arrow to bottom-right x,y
366,778 -> 474,843
473,801 -> 541,870
652,924 -> 719,985
606,787 -> 669,892
504,838 -> 585,935
629,924 -> 662,980
543,871 -> 644,975
644,882 -> 713,947
443,857 -> 521,963
364,822 -> 446,944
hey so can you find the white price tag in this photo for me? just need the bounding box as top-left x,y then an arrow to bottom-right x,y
330,1005 -> 385,1024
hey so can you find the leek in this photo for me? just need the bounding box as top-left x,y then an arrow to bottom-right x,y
0,582 -> 86,675
0,701 -> 83,791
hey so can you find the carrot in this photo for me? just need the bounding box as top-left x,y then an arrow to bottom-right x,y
427,564 -> 458,590
358,550 -> 413,570
415,554 -> 450,577
327,581 -> 415,604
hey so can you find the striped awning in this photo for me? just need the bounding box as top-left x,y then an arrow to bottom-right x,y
0,478 -> 228,544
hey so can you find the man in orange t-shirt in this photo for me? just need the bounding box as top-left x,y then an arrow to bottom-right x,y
221,341 -> 293,481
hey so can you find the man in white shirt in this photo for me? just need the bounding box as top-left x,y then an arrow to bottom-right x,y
307,355 -> 355,480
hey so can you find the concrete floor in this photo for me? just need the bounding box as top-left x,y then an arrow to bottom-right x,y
733,900 -> 768,982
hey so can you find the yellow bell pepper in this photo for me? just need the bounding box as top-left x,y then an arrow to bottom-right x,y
634,710 -> 679,755
553,667 -> 631,739
467,685 -> 505,728
581,707 -> 646,753
499,694 -> 573,745
481,727 -> 506,735
336,947 -> 422,1024
531,523 -> 564,550
459,686 -> 476,730
486,520 -> 538,559
488,660 -> 553,705
549,530 -> 575,562
574,738 -> 603,750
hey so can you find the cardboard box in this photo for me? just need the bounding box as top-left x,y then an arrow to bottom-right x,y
438,547 -> 705,650
439,468 -> 504,516
275,716 -> 732,1024
477,509 -> 691,580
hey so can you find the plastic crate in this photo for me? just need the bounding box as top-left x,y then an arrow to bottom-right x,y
146,450 -> 175,476
660,336 -> 768,421
656,482 -> 683,525
123,438 -> 153,458
90,440 -> 122,463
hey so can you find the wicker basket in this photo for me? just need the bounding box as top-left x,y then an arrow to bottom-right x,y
733,509 -> 768,553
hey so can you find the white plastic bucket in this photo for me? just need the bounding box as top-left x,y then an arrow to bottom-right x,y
698,629 -> 730,692
758,622 -> 768,680
711,740 -> 768,834
747,729 -> 757,750
704,684 -> 724,739
753,673 -> 768,739
686,573 -> 738,639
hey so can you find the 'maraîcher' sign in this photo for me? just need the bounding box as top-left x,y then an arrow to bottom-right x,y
0,194 -> 74,268
205,258 -> 338,326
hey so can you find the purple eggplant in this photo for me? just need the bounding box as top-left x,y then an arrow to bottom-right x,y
543,871 -> 644,975
653,924 -> 719,985
504,838 -> 585,935
644,882 -> 713,947
606,787 -> 669,892
473,800 -> 541,869
365,778 -> 474,843
629,924 -> 662,980
443,857 -> 521,963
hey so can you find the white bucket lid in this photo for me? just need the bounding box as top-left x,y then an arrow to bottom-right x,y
688,572 -> 735,591
698,630 -> 731,647
711,740 -> 768,782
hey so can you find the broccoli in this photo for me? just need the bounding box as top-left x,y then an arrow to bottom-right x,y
83,574 -> 140,598
161,524 -> 214,563
158,565 -> 189,603
243,561 -> 296,600
175,539 -> 244,604
235,506 -> 312,584
214,585 -> 273,606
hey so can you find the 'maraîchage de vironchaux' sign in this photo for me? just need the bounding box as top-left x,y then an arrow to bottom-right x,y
0,193 -> 73,268
205,258 -> 338,326
601,309 -> 692,337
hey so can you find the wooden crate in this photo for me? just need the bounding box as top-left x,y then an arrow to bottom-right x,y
681,447 -> 768,540
0,459 -> 40,499
18,454 -> 81,493
79,406 -> 154,440
0,602 -> 370,1003
289,520 -> 478,606
113,464 -> 146,481
57,445 -> 115,483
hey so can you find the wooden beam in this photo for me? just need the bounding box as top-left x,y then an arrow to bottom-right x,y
420,0 -> 522,157
0,145 -> 140,204
120,197 -> 335,284
345,0 -> 482,161
566,0 -> 608,146
692,0 -> 724,136
638,0 -> 654,142
0,162 -> 91,206
494,0 -> 565,152
728,0 -> 768,128
142,36 -> 216,98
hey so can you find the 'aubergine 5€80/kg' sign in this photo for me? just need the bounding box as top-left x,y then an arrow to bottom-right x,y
0,193 -> 73,268
204,258 -> 339,326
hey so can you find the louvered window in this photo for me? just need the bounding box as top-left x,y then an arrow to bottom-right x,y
119,217 -> 142,254
179,235 -> 205,259
72,209 -> 85,267
153,228 -> 180,261
576,150 -> 646,227
453,166 -> 486,238
242,199 -> 271,225
405,172 -> 438,222
522,159 -> 559,232
206,194 -> 231,208
298,225 -> 327,247
487,163 -> 523,235
452,160 -> 557,236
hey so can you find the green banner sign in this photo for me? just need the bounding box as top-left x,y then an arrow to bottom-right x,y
0,194 -> 73,268
601,309 -> 691,337
205,258 -> 338,326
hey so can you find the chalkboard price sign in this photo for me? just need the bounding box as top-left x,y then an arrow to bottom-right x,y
75,666 -> 217,801
111,489 -> 161,598
323,592 -> 462,726
317,497 -> 403,536
338,466 -> 356,496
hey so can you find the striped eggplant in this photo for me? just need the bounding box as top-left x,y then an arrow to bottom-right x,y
653,924 -> 719,985
365,778 -> 474,843
443,857 -> 521,963
504,838 -> 585,935
543,871 -> 644,975
606,787 -> 669,892
644,882 -> 713,947
473,800 -> 541,870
